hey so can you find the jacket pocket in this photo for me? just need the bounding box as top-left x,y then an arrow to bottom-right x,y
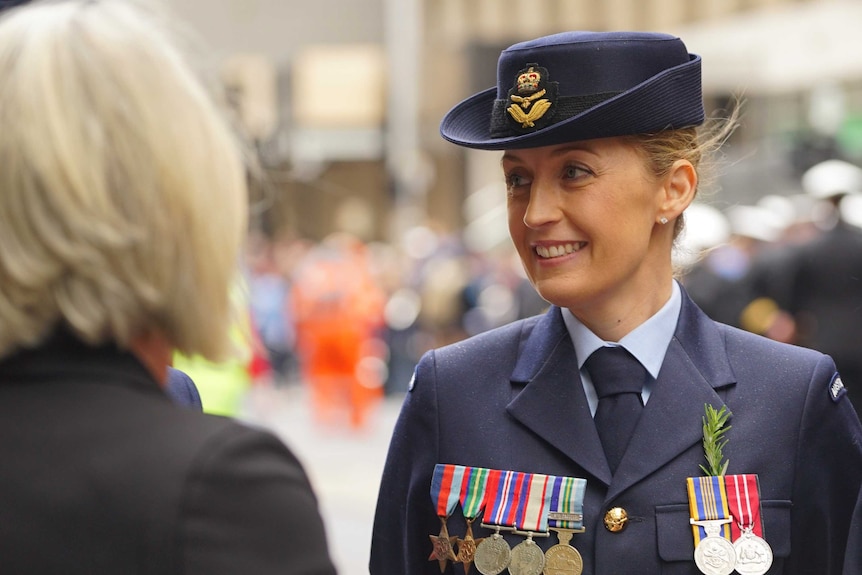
655,503 -> 696,563
655,500 -> 791,565
760,499 -> 791,557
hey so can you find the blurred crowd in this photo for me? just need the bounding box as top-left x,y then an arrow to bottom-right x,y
194,218 -> 548,429
190,157 -> 862,427
679,158 -> 862,405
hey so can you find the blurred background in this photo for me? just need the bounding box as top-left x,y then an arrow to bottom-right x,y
164,1 -> 862,573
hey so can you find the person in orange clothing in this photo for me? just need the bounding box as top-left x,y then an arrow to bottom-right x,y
291,233 -> 386,429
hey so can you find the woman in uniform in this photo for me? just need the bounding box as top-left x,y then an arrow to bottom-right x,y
371,31 -> 862,575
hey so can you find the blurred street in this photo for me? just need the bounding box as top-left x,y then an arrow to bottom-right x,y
241,384 -> 404,575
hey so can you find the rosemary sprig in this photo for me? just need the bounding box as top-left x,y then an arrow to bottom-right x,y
699,404 -> 731,476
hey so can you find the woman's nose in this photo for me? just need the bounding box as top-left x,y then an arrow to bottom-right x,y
522,181 -> 561,228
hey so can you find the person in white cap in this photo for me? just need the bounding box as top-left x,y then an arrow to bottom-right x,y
784,158 -> 862,410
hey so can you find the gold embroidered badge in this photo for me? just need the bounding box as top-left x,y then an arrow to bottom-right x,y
506,65 -> 553,128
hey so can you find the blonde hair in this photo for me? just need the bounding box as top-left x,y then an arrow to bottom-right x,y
627,101 -> 741,238
0,0 -> 248,361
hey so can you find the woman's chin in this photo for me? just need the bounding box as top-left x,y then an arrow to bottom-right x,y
532,277 -> 591,309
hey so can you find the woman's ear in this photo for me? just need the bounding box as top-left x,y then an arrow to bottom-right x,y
658,159 -> 697,223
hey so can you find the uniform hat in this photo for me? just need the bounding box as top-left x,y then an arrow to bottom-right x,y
440,31 -> 704,151
0,1 -> 31,10
801,159 -> 862,199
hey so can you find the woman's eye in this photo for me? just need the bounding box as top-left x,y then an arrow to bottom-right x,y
506,173 -> 531,189
562,165 -> 588,180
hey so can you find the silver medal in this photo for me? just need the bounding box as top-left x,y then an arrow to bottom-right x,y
691,519 -> 736,575
733,530 -> 773,575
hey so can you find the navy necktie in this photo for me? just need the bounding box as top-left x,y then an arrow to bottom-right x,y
585,346 -> 647,474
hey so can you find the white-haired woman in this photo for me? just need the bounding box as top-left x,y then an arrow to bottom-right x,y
0,1 -> 335,573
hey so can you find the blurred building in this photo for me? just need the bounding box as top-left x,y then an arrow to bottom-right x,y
170,0 -> 862,243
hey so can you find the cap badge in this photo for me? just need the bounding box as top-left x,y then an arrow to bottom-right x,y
506,63 -> 557,130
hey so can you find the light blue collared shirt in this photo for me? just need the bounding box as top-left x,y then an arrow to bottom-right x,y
561,281 -> 682,416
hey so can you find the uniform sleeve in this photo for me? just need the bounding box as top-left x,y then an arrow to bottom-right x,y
789,355 -> 862,574
179,424 -> 337,575
370,351 -> 444,575
844,484 -> 862,574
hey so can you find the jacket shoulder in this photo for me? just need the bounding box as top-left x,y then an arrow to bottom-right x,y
713,321 -> 837,400
716,321 -> 827,364
431,314 -> 543,363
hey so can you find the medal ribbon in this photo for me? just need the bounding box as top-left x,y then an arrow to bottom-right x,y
686,475 -> 732,545
548,475 -> 587,531
725,474 -> 764,540
484,468 -> 517,528
430,464 -> 466,518
511,472 -> 551,533
459,466 -> 490,521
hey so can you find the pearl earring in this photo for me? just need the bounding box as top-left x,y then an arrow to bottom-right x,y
659,216 -> 669,225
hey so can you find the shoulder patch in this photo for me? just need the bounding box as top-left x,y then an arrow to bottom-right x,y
829,372 -> 847,403
408,372 -> 417,392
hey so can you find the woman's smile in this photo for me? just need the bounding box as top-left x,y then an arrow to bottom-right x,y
534,241 -> 588,259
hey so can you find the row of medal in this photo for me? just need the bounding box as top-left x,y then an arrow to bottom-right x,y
429,464 -> 586,575
429,464 -> 774,575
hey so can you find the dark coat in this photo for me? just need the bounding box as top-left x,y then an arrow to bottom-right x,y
787,220 -> 862,391
370,290 -> 862,574
0,332 -> 336,575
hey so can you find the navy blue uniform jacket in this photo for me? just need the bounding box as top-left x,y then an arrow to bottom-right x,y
371,290 -> 862,574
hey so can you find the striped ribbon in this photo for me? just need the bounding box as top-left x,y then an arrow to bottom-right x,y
431,464 -> 466,518
547,475 -> 587,531
459,466 -> 490,521
511,472 -> 552,533
484,468 -> 518,528
725,474 -> 764,540
686,475 -> 732,545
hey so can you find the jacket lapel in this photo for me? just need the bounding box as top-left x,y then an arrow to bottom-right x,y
507,307 -> 613,484
505,290 -> 737,494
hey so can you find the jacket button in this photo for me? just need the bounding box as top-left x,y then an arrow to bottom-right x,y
604,507 -> 628,532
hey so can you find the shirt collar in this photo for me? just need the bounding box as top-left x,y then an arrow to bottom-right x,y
562,280 -> 682,378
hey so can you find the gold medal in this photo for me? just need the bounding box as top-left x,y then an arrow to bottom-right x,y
544,476 -> 586,575
543,529 -> 583,575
